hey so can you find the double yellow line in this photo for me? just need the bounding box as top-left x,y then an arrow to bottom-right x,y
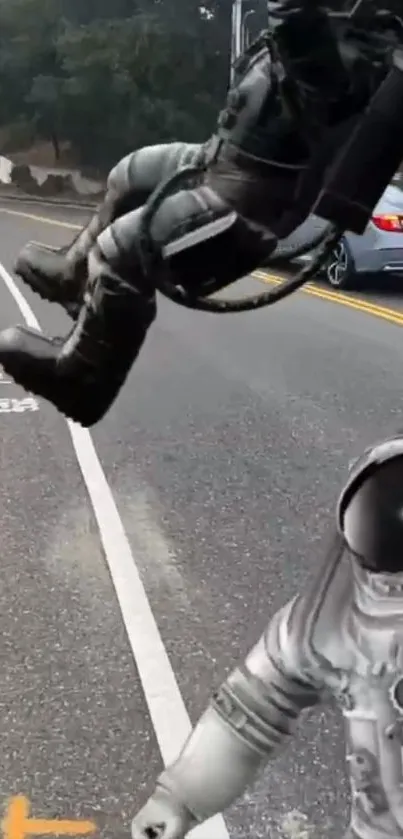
1,205 -> 403,328
254,269 -> 403,328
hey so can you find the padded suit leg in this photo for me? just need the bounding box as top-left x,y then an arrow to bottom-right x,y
0,182 -> 274,426
13,142 -> 204,317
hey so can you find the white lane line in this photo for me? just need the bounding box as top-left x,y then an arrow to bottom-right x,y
0,260 -> 230,839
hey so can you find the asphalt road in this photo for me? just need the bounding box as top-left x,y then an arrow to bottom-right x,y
0,199 -> 402,839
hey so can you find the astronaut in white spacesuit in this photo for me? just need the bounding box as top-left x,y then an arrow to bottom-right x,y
131,432 -> 403,839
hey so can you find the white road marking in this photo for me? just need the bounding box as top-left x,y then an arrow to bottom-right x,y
0,260 -> 230,839
0,395 -> 39,412
0,364 -> 40,409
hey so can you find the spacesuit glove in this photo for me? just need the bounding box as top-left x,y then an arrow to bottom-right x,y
131,784 -> 197,839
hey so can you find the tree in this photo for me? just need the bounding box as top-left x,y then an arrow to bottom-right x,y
56,10 -> 227,167
0,0 -> 234,169
0,0 -> 65,152
26,74 -> 65,159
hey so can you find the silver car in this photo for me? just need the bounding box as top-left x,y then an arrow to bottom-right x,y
273,174 -> 403,290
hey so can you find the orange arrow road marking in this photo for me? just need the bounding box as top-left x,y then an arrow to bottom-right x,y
2,797 -> 96,839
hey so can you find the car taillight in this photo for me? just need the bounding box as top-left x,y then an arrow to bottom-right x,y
372,214 -> 403,231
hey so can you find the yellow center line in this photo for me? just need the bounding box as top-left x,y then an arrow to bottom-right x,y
254,270 -> 403,327
0,207 -> 81,230
255,269 -> 403,318
1,205 -> 403,326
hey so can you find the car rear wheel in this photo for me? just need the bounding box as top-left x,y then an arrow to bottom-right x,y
325,239 -> 355,290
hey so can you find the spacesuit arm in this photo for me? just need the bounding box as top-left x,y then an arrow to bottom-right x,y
132,598 -> 324,838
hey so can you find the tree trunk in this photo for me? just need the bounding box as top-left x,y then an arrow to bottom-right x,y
51,132 -> 61,161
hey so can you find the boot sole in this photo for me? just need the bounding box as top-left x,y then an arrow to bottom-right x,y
15,261 -> 80,321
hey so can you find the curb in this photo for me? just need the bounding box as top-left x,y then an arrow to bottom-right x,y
0,192 -> 98,210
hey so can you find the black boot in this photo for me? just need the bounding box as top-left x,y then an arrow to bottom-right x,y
14,191 -> 121,317
0,244 -> 157,427
14,239 -> 83,318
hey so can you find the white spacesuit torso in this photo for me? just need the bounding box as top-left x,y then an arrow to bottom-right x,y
278,545 -> 403,839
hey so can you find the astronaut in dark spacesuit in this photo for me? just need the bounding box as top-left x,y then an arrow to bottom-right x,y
0,1 -> 396,427
131,432 -> 403,839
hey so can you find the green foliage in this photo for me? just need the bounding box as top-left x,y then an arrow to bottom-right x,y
0,0 -> 265,169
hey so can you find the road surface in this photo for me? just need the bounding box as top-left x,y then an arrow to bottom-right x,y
0,199 -> 402,839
